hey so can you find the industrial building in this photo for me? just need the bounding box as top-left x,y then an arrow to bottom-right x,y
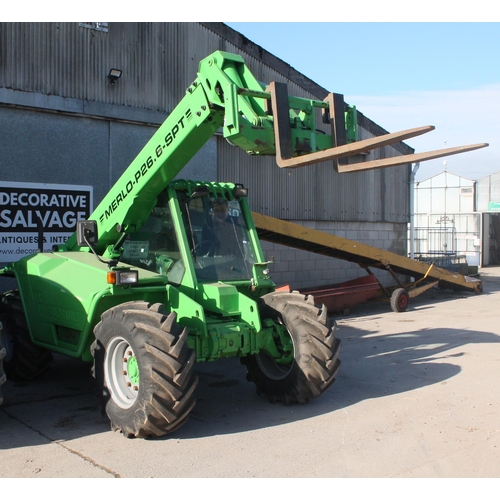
0,22 -> 415,290
413,170 -> 500,270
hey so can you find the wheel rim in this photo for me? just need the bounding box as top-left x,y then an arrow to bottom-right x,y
256,318 -> 295,380
255,351 -> 293,380
398,293 -> 408,309
105,336 -> 139,409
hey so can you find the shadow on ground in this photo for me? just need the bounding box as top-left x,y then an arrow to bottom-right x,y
1,296 -> 498,447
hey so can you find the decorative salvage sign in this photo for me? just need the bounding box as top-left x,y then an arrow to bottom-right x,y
0,181 -> 93,263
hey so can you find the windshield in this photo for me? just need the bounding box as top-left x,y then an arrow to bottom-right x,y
120,198 -> 185,284
181,193 -> 256,282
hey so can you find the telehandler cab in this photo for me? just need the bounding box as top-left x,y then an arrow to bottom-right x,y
0,51 -> 487,437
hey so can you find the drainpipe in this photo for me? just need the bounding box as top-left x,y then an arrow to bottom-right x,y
409,162 -> 420,260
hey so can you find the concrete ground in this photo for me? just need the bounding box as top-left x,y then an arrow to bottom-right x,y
1,268 -> 500,480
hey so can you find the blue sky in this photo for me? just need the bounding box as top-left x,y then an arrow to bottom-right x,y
226,21 -> 500,181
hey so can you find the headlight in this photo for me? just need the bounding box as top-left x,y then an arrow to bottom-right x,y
107,270 -> 139,285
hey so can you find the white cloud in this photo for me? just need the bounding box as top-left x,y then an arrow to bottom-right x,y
347,84 -> 500,181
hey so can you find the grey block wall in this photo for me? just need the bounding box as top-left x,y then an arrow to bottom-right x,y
259,220 -> 408,290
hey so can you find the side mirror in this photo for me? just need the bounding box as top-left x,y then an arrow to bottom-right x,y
233,184 -> 248,198
77,220 -> 98,247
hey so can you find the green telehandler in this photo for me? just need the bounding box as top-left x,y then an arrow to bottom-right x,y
0,51 -> 487,437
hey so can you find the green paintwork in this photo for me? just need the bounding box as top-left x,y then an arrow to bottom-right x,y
1,50 -> 357,367
127,356 -> 139,386
345,105 -> 358,144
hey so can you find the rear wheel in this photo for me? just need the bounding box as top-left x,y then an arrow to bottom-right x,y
390,288 -> 409,313
0,290 -> 53,381
92,301 -> 198,438
0,345 -> 6,405
242,291 -> 341,404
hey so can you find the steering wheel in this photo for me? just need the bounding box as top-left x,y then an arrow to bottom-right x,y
194,240 -> 217,257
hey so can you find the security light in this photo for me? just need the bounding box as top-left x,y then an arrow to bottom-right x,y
108,68 -> 122,85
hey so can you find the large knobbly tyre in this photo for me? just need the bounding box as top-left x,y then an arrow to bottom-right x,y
242,291 -> 341,404
0,346 -> 6,405
92,301 -> 198,439
0,290 -> 53,381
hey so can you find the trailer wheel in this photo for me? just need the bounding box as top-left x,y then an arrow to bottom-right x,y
390,288 -> 409,313
242,291 -> 341,404
92,301 -> 198,439
0,290 -> 53,380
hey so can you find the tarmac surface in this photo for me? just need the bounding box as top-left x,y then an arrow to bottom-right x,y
1,267 -> 500,480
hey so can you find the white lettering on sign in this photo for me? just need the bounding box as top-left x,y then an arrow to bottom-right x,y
0,181 -> 93,263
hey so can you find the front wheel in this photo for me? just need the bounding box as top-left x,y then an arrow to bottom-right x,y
92,301 -> 198,438
242,291 -> 341,404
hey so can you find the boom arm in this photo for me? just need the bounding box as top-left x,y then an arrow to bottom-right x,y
62,50 -> 488,256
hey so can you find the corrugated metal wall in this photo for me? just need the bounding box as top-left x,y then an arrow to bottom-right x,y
217,137 -> 408,222
0,23 -> 204,111
0,21 -> 410,225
